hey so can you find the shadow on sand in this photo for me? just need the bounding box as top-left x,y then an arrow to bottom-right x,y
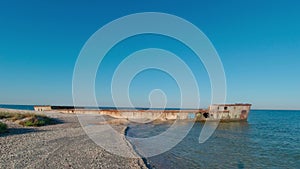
0,117 -> 64,137
0,127 -> 40,137
49,117 -> 64,125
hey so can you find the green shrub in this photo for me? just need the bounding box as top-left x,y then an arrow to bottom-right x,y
0,122 -> 7,133
19,116 -> 53,127
0,112 -> 53,127
23,120 -> 35,126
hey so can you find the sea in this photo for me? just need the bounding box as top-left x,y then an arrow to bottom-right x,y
0,104 -> 186,111
1,105 -> 299,168
0,104 -> 35,110
126,110 -> 300,169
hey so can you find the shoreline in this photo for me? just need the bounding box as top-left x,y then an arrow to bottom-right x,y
0,108 -> 148,169
123,126 -> 152,169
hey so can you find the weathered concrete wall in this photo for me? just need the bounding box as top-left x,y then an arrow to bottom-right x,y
34,106 -> 52,111
118,111 -> 197,121
50,109 -> 203,121
101,110 -> 205,121
201,104 -> 252,121
36,104 -> 251,122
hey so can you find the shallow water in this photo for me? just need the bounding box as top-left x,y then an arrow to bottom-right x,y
127,110 -> 300,168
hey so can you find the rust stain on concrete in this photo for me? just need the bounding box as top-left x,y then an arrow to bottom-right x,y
34,104 -> 251,122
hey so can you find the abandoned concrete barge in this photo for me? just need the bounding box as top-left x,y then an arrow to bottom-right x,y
34,104 -> 251,122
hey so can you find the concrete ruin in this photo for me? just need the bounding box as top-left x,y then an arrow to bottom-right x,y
34,105 -> 52,111
34,103 -> 251,122
204,104 -> 252,121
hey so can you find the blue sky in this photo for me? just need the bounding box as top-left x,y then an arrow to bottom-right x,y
0,1 -> 299,110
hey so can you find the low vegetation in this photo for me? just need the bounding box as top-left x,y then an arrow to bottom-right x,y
0,122 -> 7,133
0,112 -> 54,127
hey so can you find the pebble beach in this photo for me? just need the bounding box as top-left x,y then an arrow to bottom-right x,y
0,108 -> 147,169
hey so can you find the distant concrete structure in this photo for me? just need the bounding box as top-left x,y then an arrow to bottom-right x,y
203,103 -> 252,121
34,105 -> 52,111
34,105 -> 83,112
34,103 -> 251,122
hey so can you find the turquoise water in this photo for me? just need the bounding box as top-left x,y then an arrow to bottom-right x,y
127,110 -> 300,168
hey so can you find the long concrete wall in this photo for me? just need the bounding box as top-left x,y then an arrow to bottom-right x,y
36,104 -> 251,122
53,109 -> 203,121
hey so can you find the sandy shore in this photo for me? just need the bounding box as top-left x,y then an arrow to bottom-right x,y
0,108 -> 147,169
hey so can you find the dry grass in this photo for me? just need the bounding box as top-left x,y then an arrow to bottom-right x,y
0,112 -> 53,127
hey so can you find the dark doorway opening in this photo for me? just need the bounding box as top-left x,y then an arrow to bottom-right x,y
203,112 -> 209,118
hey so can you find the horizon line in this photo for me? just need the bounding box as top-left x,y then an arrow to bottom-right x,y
1,103 -> 300,111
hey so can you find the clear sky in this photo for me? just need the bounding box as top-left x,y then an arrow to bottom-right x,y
0,0 -> 299,110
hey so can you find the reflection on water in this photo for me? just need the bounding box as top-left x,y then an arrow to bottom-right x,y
127,110 -> 300,168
